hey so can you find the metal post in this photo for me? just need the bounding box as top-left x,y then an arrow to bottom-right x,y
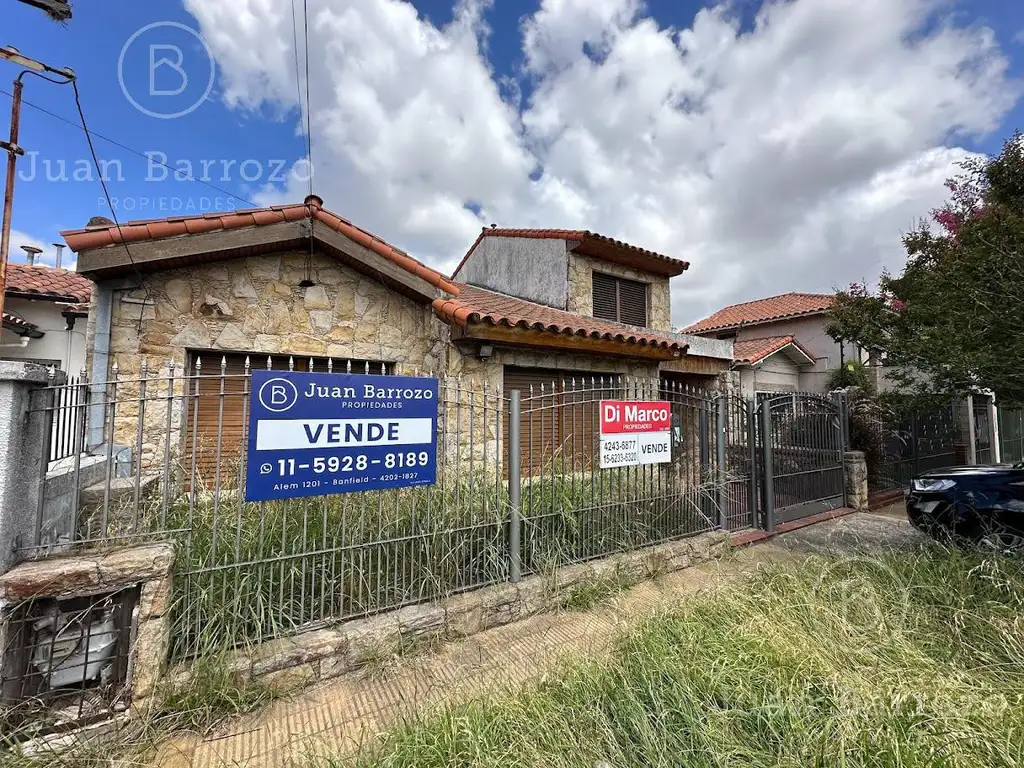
508,389 -> 522,583
761,403 -> 775,532
33,367 -> 56,547
0,78 -> 24,324
966,395 -> 978,465
746,397 -> 757,528
715,395 -> 727,530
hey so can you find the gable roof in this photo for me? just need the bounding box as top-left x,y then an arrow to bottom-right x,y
453,227 -> 689,279
432,284 -> 687,352
683,293 -> 834,334
5,263 -> 93,304
733,335 -> 815,366
61,195 -> 459,295
61,198 -> 702,361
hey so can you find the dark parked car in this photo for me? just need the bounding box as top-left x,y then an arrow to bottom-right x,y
906,465 -> 1024,554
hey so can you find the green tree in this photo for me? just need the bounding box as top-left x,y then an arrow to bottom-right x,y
827,133 -> 1024,405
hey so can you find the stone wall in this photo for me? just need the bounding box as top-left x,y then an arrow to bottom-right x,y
566,252 -> 672,332
173,529 -> 729,691
101,250 -> 449,463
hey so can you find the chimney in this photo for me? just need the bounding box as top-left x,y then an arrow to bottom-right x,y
20,245 -> 43,266
52,243 -> 65,269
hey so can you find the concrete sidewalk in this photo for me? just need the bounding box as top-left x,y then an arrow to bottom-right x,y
151,510 -> 919,767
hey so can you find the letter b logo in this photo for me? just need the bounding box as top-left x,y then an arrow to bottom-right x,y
259,378 -> 298,413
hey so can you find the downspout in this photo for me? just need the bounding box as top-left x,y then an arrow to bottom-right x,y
87,283 -> 113,450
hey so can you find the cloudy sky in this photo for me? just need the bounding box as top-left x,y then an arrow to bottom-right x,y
8,0 -> 1024,326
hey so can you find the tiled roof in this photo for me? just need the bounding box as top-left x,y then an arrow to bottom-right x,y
683,293 -> 834,334
453,227 -> 689,278
2,309 -> 38,333
5,263 -> 93,304
432,285 -> 687,351
61,195 -> 460,295
733,335 -> 815,365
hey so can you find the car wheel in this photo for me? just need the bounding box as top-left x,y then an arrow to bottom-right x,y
976,530 -> 1024,557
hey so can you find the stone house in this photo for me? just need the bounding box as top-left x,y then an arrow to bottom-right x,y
682,292 -> 861,395
61,196 -> 731,482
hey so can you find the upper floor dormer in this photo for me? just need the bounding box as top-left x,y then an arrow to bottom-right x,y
451,228 -> 687,333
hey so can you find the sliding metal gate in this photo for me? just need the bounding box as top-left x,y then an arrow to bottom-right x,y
757,393 -> 845,529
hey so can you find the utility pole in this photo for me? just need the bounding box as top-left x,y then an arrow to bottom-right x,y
0,46 -> 74,322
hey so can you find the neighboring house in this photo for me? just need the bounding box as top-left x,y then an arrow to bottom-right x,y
682,292 -> 857,395
61,195 -> 732,471
1,262 -> 92,373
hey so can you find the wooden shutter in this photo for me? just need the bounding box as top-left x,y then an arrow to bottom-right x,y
503,368 -> 623,476
592,272 -> 618,323
617,278 -> 648,327
591,272 -> 648,327
184,352 -> 387,488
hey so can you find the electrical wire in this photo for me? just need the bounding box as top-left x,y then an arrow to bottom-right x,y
0,87 -> 260,208
70,79 -> 151,330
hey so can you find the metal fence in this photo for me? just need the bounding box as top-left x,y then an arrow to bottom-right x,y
38,370 -> 88,464
862,403 -> 961,495
21,362 -> 751,662
999,407 -> 1024,464
973,396 -> 994,465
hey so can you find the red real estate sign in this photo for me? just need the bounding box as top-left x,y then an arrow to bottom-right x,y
599,400 -> 672,468
600,401 -> 672,434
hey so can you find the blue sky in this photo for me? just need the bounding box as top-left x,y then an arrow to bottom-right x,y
5,0 -> 1024,322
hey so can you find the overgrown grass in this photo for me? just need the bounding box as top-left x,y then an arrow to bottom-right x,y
88,464 -> 718,660
347,547 -> 1024,767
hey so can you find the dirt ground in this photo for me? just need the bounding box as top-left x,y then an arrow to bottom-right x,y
151,508 -> 923,767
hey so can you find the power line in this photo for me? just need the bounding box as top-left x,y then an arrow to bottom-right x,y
0,87 -> 259,208
302,0 -> 313,198
70,79 -> 151,329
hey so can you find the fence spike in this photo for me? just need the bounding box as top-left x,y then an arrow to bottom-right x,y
266,355 -> 272,370
327,358 -> 333,373
346,359 -> 352,374
220,356 -> 227,374
194,356 -> 201,374
308,357 -> 314,372
288,356 -> 295,371
140,358 -> 148,376
112,360 -> 120,376
244,356 -> 251,372
364,360 -> 370,375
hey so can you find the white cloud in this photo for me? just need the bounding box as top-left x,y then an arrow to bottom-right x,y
7,230 -> 76,270
184,0 -> 1018,326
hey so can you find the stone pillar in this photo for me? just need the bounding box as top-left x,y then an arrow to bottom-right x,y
843,450 -> 868,511
0,362 -> 60,573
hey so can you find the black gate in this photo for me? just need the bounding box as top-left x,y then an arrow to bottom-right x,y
866,405 -> 960,494
973,396 -> 994,464
756,393 -> 845,529
718,395 -> 756,530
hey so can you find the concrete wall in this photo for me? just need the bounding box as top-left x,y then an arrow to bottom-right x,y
733,316 -> 856,374
456,236 -> 569,309
738,355 -> 801,398
0,297 -> 87,373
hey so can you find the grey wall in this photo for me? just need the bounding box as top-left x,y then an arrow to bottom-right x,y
456,236 -> 569,309
734,316 -> 857,374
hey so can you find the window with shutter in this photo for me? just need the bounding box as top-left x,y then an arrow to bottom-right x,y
503,367 -> 622,476
184,352 -> 389,487
591,272 -> 648,327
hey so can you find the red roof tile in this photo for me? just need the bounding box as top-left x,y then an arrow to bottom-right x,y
61,195 -> 460,296
2,309 -> 37,331
453,227 -> 689,279
733,335 -> 815,365
683,293 -> 834,334
5,263 -> 93,304
432,285 -> 687,351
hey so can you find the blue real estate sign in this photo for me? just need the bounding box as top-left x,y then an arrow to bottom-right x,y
245,370 -> 438,502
